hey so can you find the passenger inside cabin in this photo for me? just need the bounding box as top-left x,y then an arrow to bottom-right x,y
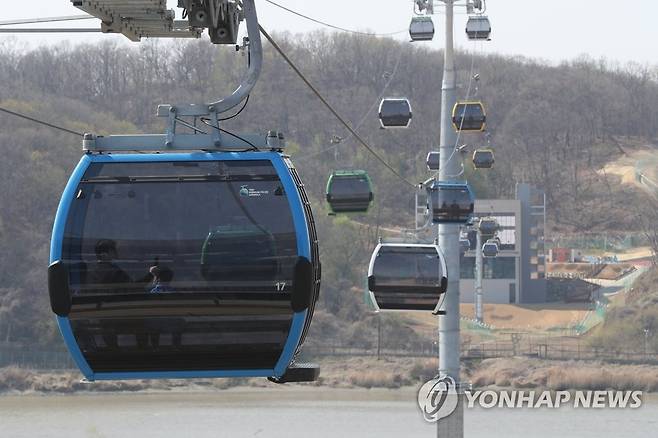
87,239 -> 131,291
150,266 -> 175,293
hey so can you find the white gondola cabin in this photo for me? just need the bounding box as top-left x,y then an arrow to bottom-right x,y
367,243 -> 447,313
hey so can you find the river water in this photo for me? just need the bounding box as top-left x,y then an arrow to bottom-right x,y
0,388 -> 656,438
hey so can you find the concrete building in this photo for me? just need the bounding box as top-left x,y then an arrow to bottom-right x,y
460,183 -> 547,304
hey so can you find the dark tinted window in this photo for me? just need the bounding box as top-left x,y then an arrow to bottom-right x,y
330,176 -> 371,197
372,246 -> 443,289
427,152 -> 441,169
61,160 -> 298,372
431,185 -> 474,222
479,219 -> 498,236
64,160 -> 295,296
410,20 -> 433,34
381,100 -> 411,118
483,243 -> 499,257
473,151 -> 494,166
455,104 -> 484,119
436,187 -> 472,208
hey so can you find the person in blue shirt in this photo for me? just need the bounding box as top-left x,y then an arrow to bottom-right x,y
143,266 -> 180,349
149,266 -> 174,293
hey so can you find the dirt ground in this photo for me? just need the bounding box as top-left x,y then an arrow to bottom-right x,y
601,145 -> 658,189
407,303 -> 590,332
613,247 -> 655,262
460,303 -> 590,330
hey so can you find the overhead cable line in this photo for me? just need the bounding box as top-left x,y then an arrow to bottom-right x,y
262,0 -> 407,37
0,106 -> 84,137
296,44 -> 406,162
259,25 -> 416,189
0,15 -> 94,26
0,28 -> 100,33
0,14 -> 99,34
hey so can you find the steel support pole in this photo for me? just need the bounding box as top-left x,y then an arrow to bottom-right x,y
475,229 -> 483,323
437,1 -> 464,437
416,190 -> 420,230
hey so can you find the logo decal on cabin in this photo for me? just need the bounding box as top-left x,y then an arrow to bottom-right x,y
239,185 -> 269,198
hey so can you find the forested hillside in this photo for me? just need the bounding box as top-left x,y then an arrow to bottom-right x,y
0,33 -> 656,347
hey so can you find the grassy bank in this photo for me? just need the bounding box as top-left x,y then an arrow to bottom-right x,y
0,357 -> 438,394
588,266 -> 658,352
470,357 -> 658,392
4,356 -> 658,394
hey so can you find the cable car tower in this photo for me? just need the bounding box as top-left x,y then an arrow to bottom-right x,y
472,217 -> 500,324
414,1 -> 493,436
